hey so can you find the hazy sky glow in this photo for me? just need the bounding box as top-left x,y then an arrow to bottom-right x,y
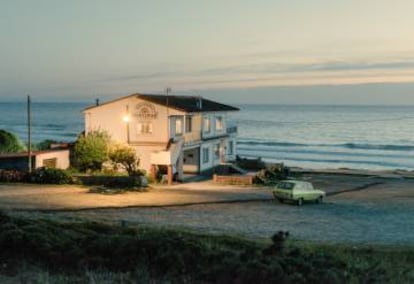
1,0 -> 414,104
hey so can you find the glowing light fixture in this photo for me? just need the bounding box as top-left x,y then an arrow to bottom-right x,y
123,105 -> 130,143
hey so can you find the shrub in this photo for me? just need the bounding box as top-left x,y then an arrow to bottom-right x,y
30,167 -> 72,184
0,216 -> 410,283
109,143 -> 141,176
35,139 -> 57,150
0,129 -> 26,153
103,176 -> 142,189
0,170 -> 28,183
263,231 -> 290,255
74,130 -> 110,172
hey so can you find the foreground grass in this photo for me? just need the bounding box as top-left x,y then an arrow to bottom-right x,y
0,212 -> 412,283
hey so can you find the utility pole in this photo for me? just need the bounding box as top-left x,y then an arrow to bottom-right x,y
165,87 -> 171,138
27,95 -> 32,173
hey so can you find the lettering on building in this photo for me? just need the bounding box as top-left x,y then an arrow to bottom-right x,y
134,103 -> 157,120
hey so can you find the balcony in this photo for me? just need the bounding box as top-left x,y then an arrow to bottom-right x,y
151,139 -> 183,165
183,131 -> 202,144
226,126 -> 238,134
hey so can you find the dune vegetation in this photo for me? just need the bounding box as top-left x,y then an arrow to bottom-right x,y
0,211 -> 412,283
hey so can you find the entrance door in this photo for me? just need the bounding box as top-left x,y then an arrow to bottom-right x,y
183,147 -> 200,174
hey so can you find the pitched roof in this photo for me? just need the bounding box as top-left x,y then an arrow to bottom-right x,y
137,94 -> 239,113
84,93 -> 239,113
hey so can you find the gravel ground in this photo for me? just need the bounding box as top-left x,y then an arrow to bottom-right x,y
23,179 -> 413,245
4,175 -> 414,245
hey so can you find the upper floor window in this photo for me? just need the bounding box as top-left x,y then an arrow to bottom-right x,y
185,116 -> 192,133
175,118 -> 183,136
215,116 -> 223,131
138,122 -> 153,134
203,117 -> 211,133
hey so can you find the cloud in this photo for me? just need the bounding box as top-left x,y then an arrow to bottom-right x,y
295,60 -> 414,72
105,57 -> 414,91
110,71 -> 175,81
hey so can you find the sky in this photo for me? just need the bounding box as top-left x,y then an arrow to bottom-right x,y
1,0 -> 414,104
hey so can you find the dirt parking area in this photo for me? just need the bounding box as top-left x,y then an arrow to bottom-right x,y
0,183 -> 271,210
5,174 -> 413,245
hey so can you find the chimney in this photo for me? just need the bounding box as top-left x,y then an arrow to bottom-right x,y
96,98 -> 100,106
197,96 -> 203,109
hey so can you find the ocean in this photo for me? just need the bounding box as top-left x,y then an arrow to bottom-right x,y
1,102 -> 414,171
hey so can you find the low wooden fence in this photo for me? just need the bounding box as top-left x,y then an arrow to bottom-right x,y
213,174 -> 254,185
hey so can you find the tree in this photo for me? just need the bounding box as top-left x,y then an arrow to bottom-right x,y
74,130 -> 110,171
109,143 -> 141,176
35,139 -> 57,150
0,129 -> 26,153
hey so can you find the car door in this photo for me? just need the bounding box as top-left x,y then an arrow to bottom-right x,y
294,183 -> 306,200
302,183 -> 314,201
305,183 -> 317,200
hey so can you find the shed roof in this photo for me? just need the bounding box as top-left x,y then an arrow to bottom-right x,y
0,149 -> 69,159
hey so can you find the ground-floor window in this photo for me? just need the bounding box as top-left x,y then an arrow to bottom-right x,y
214,143 -> 220,160
43,158 -> 57,168
228,141 -> 234,155
202,147 -> 209,163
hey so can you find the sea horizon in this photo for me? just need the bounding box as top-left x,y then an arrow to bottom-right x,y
2,100 -> 414,108
1,102 -> 413,171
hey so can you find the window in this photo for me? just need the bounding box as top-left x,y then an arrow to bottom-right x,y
214,143 -> 220,160
228,141 -> 234,155
277,182 -> 295,190
43,158 -> 57,168
215,117 -> 223,131
175,118 -> 183,136
138,122 -> 153,134
185,116 -> 192,133
202,148 -> 209,163
203,117 -> 210,133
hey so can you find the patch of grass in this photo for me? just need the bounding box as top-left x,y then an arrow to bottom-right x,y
0,211 -> 412,283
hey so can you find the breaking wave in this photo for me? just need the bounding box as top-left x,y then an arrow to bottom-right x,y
238,140 -> 414,152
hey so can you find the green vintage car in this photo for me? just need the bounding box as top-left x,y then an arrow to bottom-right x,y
272,180 -> 325,206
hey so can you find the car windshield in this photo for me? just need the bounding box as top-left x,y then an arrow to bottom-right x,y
277,182 -> 295,190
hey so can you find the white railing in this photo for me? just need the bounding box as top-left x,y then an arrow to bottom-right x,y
150,138 -> 183,166
150,150 -> 172,165
184,131 -> 202,143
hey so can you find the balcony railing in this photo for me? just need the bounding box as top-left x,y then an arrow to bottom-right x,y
151,139 -> 183,165
226,126 -> 238,134
183,131 -> 202,143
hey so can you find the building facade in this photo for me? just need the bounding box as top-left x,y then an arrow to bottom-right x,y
84,94 -> 239,183
0,149 -> 70,171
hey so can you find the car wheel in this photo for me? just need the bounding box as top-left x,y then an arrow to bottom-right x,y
297,198 -> 303,206
316,196 -> 323,204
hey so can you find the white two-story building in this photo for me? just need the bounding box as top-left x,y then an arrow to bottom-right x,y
84,93 -> 239,183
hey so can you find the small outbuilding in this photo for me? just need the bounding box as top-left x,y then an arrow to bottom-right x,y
0,149 -> 70,171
